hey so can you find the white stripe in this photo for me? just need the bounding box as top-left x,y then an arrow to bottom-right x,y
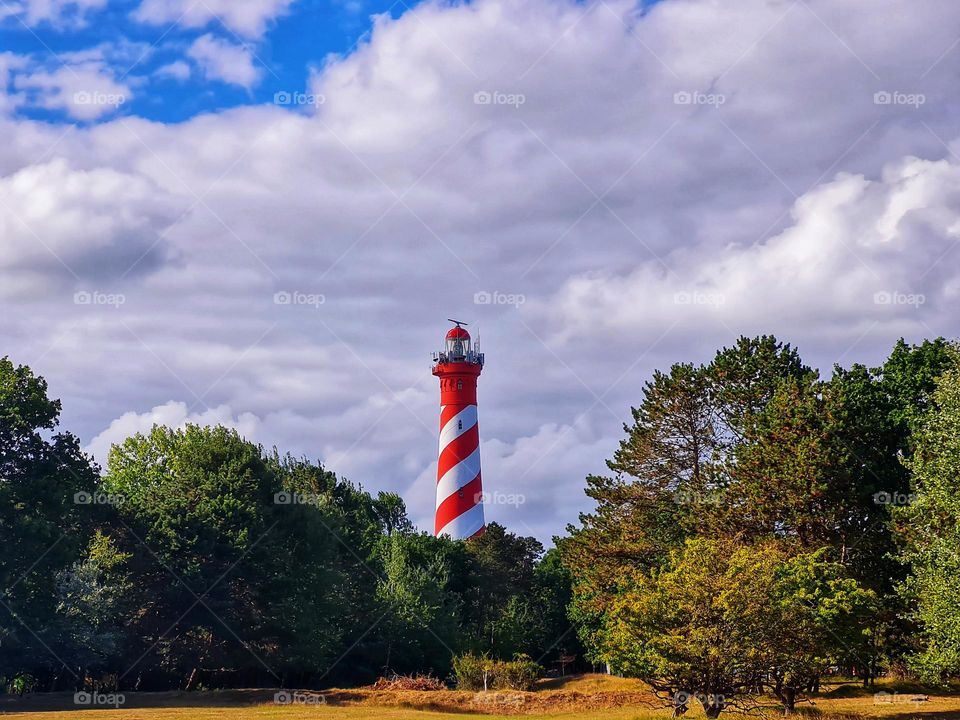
435,446 -> 481,508
437,502 -> 485,540
438,405 -> 477,452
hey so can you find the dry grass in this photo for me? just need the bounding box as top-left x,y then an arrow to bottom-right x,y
1,675 -> 959,720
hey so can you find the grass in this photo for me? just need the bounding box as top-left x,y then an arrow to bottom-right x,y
2,675 -> 960,720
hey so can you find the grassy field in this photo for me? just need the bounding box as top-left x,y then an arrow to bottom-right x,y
1,675 -> 958,720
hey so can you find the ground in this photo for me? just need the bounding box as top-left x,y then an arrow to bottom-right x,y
0,675 -> 957,719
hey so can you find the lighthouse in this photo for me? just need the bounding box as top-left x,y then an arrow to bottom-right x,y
432,320 -> 486,539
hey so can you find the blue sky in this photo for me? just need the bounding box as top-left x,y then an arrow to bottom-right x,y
1,0 -> 411,122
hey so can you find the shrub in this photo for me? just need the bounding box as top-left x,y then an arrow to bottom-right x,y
452,653 -> 543,692
493,654 -> 543,691
452,653 -> 495,691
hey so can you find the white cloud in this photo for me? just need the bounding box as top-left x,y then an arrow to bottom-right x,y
133,0 -> 295,38
3,0 -> 960,542
155,60 -> 191,82
187,34 -> 262,88
14,61 -> 132,120
85,401 -> 261,468
2,0 -> 107,27
0,158 -> 184,294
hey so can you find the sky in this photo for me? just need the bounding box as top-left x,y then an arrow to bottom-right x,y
2,0 -> 959,544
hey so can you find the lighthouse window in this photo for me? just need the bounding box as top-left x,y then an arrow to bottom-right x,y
457,380 -> 463,390
458,419 -> 463,430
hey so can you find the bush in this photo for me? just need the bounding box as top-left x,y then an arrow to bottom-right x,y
452,653 -> 495,691
452,653 -> 542,692
493,654 -> 543,691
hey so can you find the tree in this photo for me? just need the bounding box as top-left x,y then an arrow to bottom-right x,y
895,355 -> 960,681
100,426 -> 350,689
604,538 -> 874,717
0,357 -> 98,687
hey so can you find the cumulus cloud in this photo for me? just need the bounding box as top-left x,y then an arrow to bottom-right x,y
187,34 -> 262,88
154,60 -> 191,82
13,58 -> 132,120
85,401 -> 262,468
538,155 -> 960,345
0,159 -> 183,294
1,0 -> 107,27
3,0 -> 960,542
133,0 -> 295,38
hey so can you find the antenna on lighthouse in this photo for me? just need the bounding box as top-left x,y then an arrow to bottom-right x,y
447,318 -> 468,327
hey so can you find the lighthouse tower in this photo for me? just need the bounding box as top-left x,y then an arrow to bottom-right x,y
432,320 -> 486,539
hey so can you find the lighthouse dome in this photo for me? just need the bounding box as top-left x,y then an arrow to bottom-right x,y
446,326 -> 470,340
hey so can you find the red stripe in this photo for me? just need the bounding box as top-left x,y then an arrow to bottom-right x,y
437,424 -> 478,480
469,525 -> 486,539
434,473 -> 483,533
440,404 -> 463,430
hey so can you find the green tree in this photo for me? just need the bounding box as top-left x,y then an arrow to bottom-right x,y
605,538 -> 874,717
895,355 -> 960,681
0,357 -> 98,687
101,426 -> 348,689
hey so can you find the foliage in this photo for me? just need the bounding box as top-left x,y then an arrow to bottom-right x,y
604,538 -> 874,716
895,354 -> 960,681
451,652 -> 542,691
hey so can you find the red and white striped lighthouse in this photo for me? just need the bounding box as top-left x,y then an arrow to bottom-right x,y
432,320 -> 486,539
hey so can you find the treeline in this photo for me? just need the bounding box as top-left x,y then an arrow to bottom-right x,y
4,335 -> 960,709
0,357 -> 577,692
559,336 -> 960,716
